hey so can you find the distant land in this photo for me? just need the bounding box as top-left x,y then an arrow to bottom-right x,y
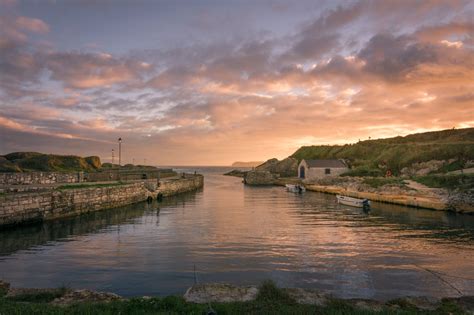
231,161 -> 263,167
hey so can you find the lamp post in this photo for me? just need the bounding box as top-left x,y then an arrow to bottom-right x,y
118,137 -> 122,166
112,149 -> 115,165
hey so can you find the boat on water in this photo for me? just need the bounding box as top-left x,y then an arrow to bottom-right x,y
285,184 -> 306,193
336,195 -> 370,208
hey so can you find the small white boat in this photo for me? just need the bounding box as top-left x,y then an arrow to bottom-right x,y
336,195 -> 370,208
286,184 -> 306,193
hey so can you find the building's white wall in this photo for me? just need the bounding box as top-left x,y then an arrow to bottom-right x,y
306,167 -> 347,180
298,160 -> 348,180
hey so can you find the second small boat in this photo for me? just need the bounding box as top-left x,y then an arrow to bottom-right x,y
336,195 -> 370,208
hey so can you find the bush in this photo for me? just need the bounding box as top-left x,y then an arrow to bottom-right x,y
341,166 -> 384,177
362,177 -> 406,188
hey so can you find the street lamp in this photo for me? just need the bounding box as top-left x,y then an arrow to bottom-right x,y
118,137 -> 122,166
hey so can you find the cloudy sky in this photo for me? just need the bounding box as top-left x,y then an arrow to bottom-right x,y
0,0 -> 473,165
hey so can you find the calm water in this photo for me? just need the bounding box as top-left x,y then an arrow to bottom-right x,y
0,167 -> 473,300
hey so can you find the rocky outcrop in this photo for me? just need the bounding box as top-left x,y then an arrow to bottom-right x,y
244,170 -> 278,185
223,169 -> 248,177
51,289 -> 122,305
256,157 -> 298,177
184,283 -> 258,303
448,189 -> 474,213
400,159 -> 453,177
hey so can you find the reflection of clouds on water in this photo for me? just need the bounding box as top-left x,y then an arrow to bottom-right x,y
0,169 -> 473,299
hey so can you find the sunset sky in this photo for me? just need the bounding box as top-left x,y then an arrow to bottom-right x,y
0,0 -> 473,165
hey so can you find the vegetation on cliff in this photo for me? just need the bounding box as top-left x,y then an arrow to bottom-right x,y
0,152 -> 102,173
291,128 -> 474,176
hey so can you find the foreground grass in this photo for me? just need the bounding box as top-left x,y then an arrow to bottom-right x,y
0,281 -> 468,315
0,296 -> 467,315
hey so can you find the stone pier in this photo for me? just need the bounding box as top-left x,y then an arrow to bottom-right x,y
0,174 -> 204,227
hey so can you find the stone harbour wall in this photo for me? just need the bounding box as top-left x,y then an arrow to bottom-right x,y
158,175 -> 204,196
0,172 -> 83,185
0,175 -> 203,227
244,170 -> 278,185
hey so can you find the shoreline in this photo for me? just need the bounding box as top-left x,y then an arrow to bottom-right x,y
236,171 -> 474,214
0,281 -> 472,314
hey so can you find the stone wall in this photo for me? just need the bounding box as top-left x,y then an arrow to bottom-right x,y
0,175 -> 203,227
244,171 -> 277,185
0,172 -> 83,185
0,169 -> 176,185
305,167 -> 348,180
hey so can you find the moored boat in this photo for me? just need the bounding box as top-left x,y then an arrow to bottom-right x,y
285,184 -> 306,193
336,195 -> 370,208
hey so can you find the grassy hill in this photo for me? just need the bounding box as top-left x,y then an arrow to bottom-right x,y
0,152 -> 102,173
291,128 -> 474,176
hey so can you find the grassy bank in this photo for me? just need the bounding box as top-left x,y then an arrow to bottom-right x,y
0,281 -> 469,315
291,128 -> 474,176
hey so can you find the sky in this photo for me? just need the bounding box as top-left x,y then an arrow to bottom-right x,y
0,0 -> 473,165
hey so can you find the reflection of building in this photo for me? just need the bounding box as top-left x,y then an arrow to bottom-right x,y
298,159 -> 348,180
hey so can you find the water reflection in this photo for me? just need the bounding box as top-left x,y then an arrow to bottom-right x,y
0,170 -> 472,300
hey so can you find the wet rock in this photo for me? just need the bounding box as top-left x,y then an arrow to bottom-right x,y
285,288 -> 330,306
51,289 -> 122,305
184,283 -> 258,303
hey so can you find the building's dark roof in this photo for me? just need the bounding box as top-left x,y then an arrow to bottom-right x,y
303,159 -> 347,168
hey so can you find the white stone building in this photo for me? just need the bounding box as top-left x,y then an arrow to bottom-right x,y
298,159 -> 348,180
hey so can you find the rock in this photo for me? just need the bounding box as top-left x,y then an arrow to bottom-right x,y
51,289 -> 122,305
400,160 -> 446,177
184,283 -> 258,303
448,189 -> 474,213
349,299 -> 385,312
223,170 -> 248,178
0,280 -> 10,295
256,158 -> 298,177
285,288 -> 331,306
244,170 -> 278,185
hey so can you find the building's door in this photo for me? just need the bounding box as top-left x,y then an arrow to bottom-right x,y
299,166 -> 305,179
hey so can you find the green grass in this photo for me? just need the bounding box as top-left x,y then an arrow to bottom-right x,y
413,174 -> 474,191
291,128 -> 474,176
0,294 -> 468,315
362,177 -> 407,188
56,182 -> 126,190
0,281 -> 469,315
